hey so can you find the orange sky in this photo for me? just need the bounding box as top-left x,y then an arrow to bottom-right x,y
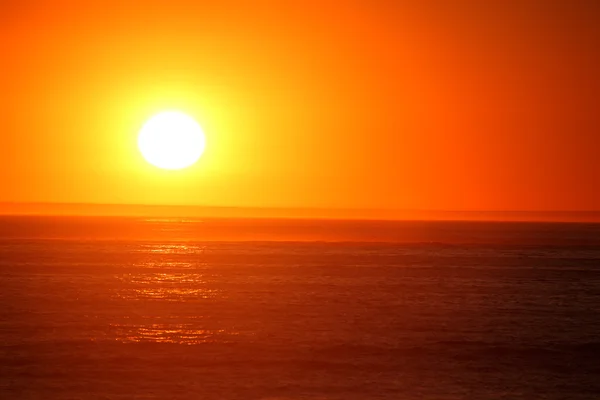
1,0 -> 598,213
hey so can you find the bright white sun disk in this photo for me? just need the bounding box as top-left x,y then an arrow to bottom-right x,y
138,111 -> 206,170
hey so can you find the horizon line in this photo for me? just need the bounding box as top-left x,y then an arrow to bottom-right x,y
0,202 -> 599,223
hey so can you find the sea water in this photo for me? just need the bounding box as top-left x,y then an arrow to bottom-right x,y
0,216 -> 599,399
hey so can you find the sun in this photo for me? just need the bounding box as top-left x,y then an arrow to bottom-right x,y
138,111 -> 206,170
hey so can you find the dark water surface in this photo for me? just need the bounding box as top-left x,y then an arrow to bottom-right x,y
0,216 -> 599,399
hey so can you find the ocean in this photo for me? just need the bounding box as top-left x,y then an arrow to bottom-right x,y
0,216 -> 599,399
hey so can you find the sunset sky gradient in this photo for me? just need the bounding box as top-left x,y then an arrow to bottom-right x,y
1,0 -> 598,214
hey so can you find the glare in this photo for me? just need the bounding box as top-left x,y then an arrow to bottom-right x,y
138,111 -> 206,170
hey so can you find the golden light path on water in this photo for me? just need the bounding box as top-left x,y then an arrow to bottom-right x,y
110,243 -> 241,345
110,324 -> 236,345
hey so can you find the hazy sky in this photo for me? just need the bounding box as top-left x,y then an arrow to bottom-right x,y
1,0 -> 598,211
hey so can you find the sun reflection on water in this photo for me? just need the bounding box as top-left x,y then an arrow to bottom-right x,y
136,244 -> 206,254
116,272 -> 223,301
110,244 -> 233,344
111,324 -> 238,344
131,261 -> 204,270
119,287 -> 221,301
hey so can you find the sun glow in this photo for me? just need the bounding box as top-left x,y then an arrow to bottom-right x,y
138,111 -> 206,170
